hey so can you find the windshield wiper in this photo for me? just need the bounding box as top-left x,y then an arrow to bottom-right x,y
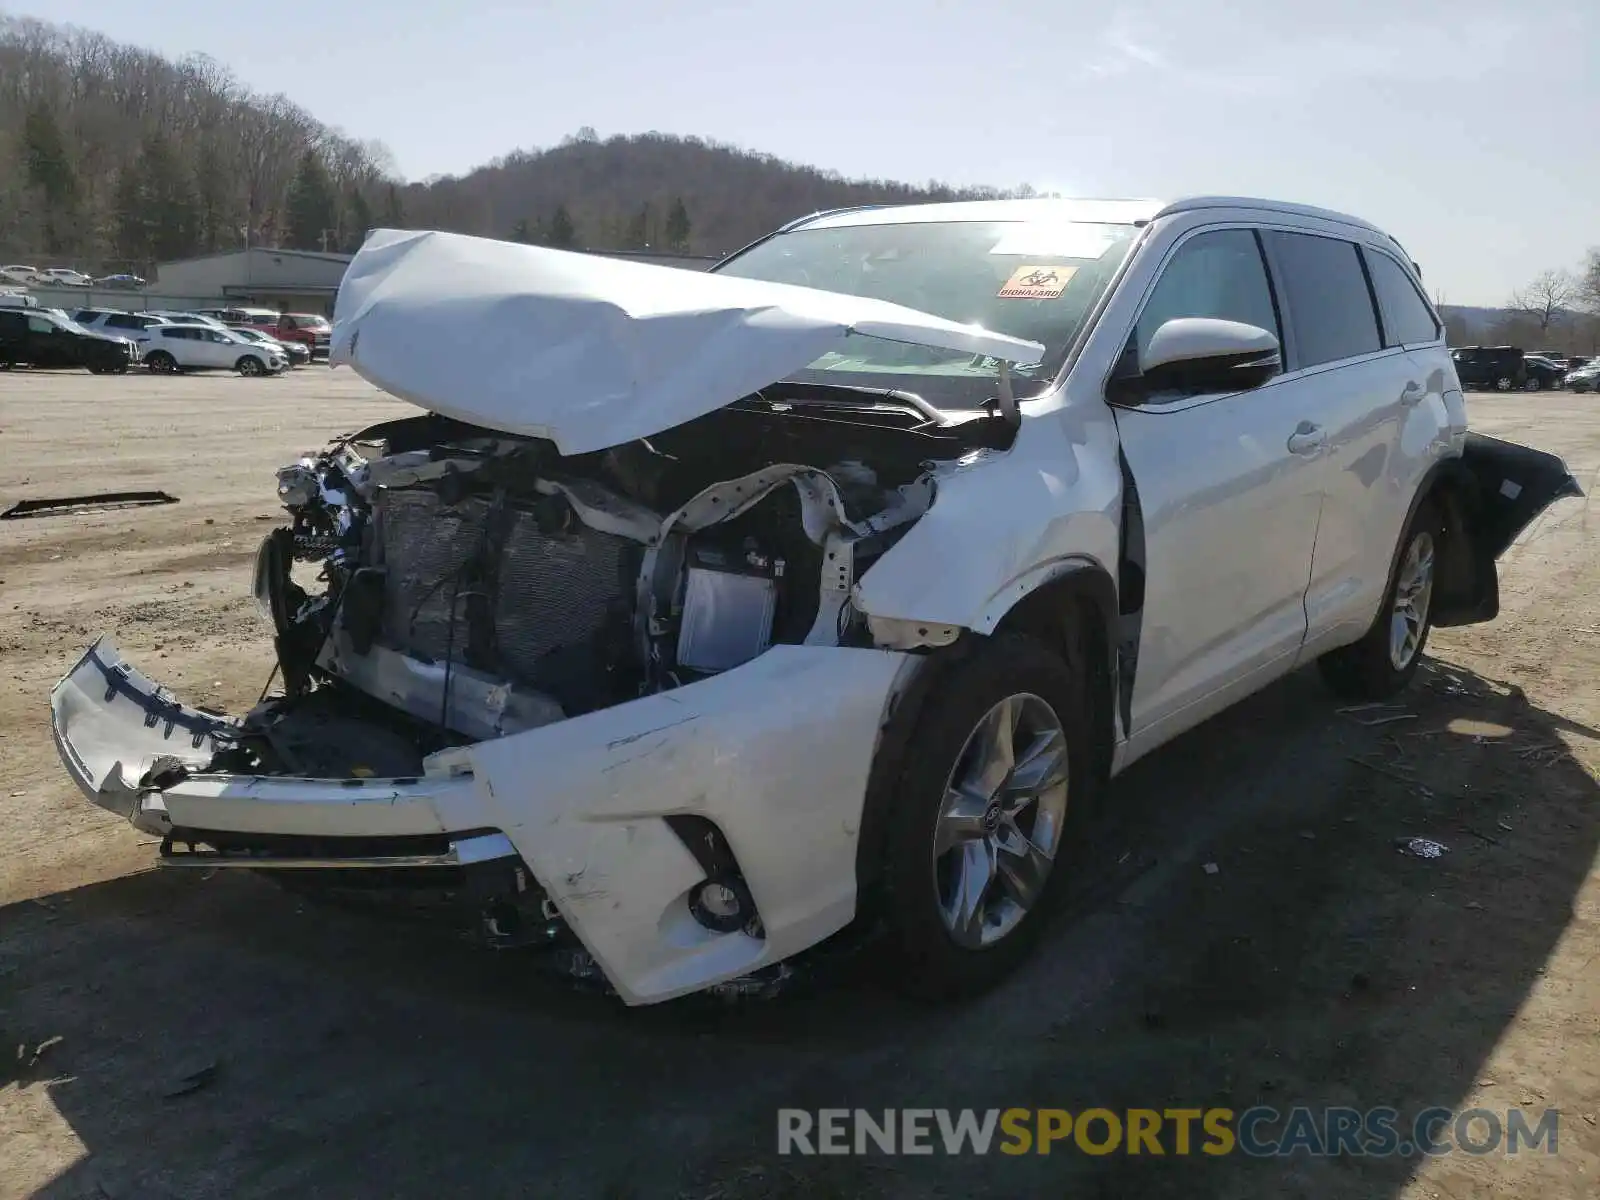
758,382 -> 953,427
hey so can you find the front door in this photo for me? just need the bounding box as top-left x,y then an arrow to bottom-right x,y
1110,227 -> 1323,742
25,315 -> 64,366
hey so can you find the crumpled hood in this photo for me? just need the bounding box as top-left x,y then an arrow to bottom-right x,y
330,229 -> 1045,456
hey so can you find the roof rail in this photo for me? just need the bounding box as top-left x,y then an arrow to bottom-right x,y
776,204 -> 888,234
1154,196 -> 1387,236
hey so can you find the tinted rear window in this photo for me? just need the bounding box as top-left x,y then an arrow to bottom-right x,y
1365,251 -> 1441,346
1265,232 -> 1383,368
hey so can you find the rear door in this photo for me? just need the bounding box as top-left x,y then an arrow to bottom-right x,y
1257,231 -> 1441,657
1111,226 -> 1323,740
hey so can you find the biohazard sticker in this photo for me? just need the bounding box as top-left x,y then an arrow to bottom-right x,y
997,264 -> 1077,299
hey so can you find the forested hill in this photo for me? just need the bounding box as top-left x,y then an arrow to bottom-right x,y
0,15 -> 397,270
397,129 -> 1029,256
0,15 -> 1024,272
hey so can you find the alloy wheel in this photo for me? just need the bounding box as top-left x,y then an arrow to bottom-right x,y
1389,530 -> 1435,671
932,693 -> 1069,948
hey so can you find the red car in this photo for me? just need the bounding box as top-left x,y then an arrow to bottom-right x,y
203,308 -> 332,359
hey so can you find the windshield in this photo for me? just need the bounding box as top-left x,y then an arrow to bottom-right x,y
712,219 -> 1138,407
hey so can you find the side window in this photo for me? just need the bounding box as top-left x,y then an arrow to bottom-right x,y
279,316 -> 298,330
1134,228 -> 1280,359
105,314 -> 133,329
1264,232 -> 1382,367
27,315 -> 53,334
1364,250 -> 1441,346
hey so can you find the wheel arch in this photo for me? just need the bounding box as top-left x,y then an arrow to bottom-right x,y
852,562 -> 1119,913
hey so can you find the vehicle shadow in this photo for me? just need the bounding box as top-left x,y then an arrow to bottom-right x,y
5,655 -> 1595,1199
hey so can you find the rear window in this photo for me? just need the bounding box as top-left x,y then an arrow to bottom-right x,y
1364,250 -> 1440,346
1264,232 -> 1383,368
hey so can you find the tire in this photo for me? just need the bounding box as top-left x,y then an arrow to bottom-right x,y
879,632 -> 1096,1000
1525,376 -> 1543,392
145,351 -> 178,374
236,355 -> 265,376
1317,499 -> 1441,701
1494,375 -> 1513,391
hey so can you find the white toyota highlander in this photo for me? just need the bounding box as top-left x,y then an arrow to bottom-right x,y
51,199 -> 1581,1005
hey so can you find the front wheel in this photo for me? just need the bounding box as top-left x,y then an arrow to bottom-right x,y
1495,375 -> 1514,391
1525,375 -> 1543,392
879,633 -> 1095,999
236,355 -> 265,376
1317,500 -> 1440,700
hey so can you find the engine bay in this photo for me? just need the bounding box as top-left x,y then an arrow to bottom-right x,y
227,391 -> 999,776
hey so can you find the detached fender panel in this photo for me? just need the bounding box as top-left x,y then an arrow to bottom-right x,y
1458,433 -> 1583,559
1433,432 -> 1583,628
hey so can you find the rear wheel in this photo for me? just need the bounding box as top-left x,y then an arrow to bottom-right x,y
1318,499 -> 1440,700
145,351 -> 178,374
879,633 -> 1095,999
1494,375 -> 1514,391
236,355 -> 265,376
1525,375 -> 1543,392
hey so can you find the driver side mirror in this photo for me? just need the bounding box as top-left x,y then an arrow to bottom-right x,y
1109,317 -> 1282,403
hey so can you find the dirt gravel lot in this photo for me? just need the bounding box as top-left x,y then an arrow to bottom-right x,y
1,367 -> 1597,1199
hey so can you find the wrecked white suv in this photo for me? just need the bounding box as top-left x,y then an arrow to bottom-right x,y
52,200 -> 1579,1005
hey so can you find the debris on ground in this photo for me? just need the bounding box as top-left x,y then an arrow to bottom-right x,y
0,491 -> 179,520
1202,862 -> 1220,875
1396,837 -> 1448,859
161,1057 -> 220,1100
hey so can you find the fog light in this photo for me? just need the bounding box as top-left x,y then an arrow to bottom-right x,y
689,875 -> 755,934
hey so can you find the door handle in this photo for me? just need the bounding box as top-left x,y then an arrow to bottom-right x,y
1287,422 -> 1327,457
1400,381 -> 1425,406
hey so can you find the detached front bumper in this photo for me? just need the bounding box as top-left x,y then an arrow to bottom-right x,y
52,636 -> 911,1004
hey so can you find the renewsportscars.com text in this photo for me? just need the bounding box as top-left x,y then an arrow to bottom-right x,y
777,1106 -> 1560,1158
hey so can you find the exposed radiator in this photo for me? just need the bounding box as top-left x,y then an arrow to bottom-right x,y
375,488 -> 635,684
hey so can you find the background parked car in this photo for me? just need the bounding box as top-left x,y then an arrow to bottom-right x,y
0,308 -> 135,373
93,274 -> 146,290
1564,360 -> 1600,393
228,325 -> 310,366
0,265 -> 39,285
74,309 -> 170,357
0,289 -> 40,308
227,309 -> 332,359
1450,345 -> 1526,390
39,268 -> 95,287
141,323 -> 287,375
149,310 -> 235,332
1523,355 -> 1568,391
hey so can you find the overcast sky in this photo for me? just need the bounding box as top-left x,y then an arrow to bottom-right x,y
11,0 -> 1596,305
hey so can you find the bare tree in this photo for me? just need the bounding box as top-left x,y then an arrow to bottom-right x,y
1580,249 -> 1600,314
1509,269 -> 1578,335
